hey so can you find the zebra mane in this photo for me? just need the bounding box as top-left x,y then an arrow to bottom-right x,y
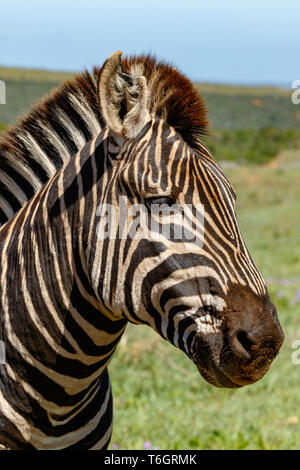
0,54 -> 209,225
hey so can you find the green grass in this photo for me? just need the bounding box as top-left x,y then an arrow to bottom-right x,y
109,164 -> 300,450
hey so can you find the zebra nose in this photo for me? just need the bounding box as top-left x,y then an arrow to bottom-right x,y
228,324 -> 283,362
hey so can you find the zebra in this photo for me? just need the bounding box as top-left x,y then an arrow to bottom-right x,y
0,51 -> 284,449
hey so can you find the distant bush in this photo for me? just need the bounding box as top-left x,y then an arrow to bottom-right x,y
201,92 -> 299,130
206,127 -> 300,164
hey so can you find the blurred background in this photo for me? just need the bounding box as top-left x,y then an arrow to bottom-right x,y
0,0 -> 299,450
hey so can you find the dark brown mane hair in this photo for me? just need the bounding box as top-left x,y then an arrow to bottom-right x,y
124,55 -> 209,141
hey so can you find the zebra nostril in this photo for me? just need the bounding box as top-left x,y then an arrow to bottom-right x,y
236,331 -> 254,354
229,330 -> 254,361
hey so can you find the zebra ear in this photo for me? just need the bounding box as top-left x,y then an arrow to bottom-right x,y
98,51 -> 150,139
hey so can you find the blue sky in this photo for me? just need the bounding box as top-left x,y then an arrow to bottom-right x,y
0,0 -> 299,84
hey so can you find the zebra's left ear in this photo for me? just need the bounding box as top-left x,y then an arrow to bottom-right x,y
97,51 -> 150,139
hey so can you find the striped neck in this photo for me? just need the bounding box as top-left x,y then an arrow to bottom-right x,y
0,133 -> 126,448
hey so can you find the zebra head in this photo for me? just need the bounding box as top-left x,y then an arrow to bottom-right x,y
91,52 -> 284,389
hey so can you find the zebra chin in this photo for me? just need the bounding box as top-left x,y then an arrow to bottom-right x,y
193,344 -> 271,389
192,333 -> 280,389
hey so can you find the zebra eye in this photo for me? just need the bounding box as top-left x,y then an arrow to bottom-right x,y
145,196 -> 176,211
